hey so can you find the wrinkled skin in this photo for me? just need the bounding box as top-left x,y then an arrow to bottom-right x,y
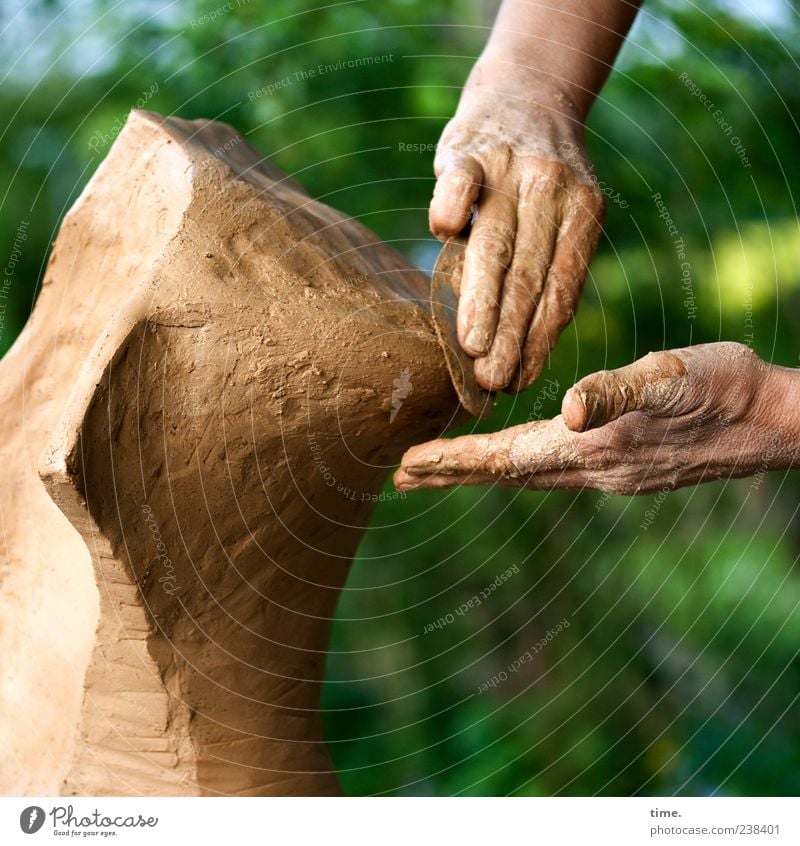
395,343 -> 800,495
431,80 -> 606,393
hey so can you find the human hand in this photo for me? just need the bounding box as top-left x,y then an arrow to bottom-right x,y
395,343 -> 800,495
429,70 -> 605,392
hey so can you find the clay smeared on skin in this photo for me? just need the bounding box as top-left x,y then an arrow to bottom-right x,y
0,111 -> 464,796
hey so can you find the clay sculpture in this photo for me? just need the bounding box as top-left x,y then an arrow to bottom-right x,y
0,111 -> 465,796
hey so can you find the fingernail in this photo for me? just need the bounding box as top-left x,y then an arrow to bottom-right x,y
580,390 -> 600,428
402,451 -> 443,474
476,358 -> 512,390
403,466 -> 432,477
562,389 -> 587,431
465,327 -> 491,356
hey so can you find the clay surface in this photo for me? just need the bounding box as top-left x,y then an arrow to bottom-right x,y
0,111 -> 462,796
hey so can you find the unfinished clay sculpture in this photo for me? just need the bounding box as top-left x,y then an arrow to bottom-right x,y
0,111 -> 464,795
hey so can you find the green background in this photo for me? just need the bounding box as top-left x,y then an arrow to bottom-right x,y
2,0 -> 799,795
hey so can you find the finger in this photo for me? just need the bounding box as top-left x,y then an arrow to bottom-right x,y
562,350 -> 689,432
395,466 -> 592,492
458,189 -> 518,357
473,171 -> 563,390
395,418 -> 594,491
393,467 -> 511,491
398,430 -> 517,480
429,152 -> 484,239
397,417 -> 586,484
511,185 -> 605,391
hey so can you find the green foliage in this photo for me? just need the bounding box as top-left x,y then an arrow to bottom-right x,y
2,0 -> 799,795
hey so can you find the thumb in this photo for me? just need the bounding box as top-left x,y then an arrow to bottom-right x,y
562,350 -> 688,432
429,151 -> 484,239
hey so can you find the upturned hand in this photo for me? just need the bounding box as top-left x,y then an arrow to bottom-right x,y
395,343 -> 800,495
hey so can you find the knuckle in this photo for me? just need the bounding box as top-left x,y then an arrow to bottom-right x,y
551,247 -> 591,288
545,271 -> 581,318
586,186 -> 607,221
557,181 -> 601,224
484,435 -> 514,475
500,278 -> 540,315
471,226 -> 515,266
536,158 -> 568,185
606,375 -> 635,417
519,158 -> 567,197
442,166 -> 480,191
571,184 -> 606,226
510,244 -> 550,277
654,350 -> 690,380
716,341 -> 758,360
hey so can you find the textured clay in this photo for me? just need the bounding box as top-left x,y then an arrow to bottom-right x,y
0,111 -> 464,796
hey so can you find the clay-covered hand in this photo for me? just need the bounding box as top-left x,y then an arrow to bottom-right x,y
430,75 -> 605,393
395,343 -> 800,495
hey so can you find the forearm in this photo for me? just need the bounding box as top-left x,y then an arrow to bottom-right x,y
468,0 -> 642,120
